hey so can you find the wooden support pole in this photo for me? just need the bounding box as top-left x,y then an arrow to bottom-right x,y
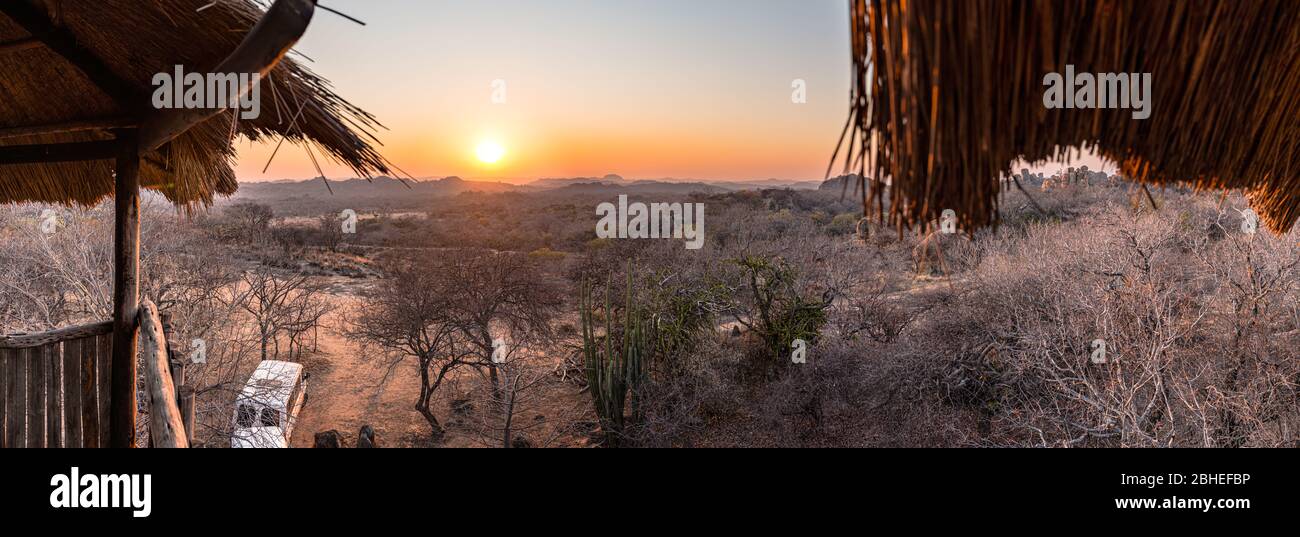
180,387 -> 196,447
110,130 -> 140,449
160,313 -> 183,398
161,313 -> 196,446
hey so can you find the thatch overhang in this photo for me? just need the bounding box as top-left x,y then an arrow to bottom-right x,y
837,0 -> 1300,234
0,0 -> 390,209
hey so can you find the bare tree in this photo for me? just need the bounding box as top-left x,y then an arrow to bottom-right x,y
0,201 -> 276,447
345,251 -> 560,441
460,342 -> 566,448
345,255 -> 468,437
221,201 -> 274,244
443,252 -> 562,398
229,269 -> 328,362
317,214 -> 345,252
0,205 -> 114,330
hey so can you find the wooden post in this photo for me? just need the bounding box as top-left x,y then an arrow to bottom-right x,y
180,387 -> 196,447
161,313 -> 192,446
160,313 -> 184,401
111,130 -> 140,449
138,300 -> 188,448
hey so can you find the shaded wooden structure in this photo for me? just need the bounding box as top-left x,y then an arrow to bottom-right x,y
0,304 -> 194,448
0,321 -> 114,448
0,0 -> 389,447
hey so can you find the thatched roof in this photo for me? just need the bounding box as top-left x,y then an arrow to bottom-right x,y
0,0 -> 390,208
836,0 -> 1300,234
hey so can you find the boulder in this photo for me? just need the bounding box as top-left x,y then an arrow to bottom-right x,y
314,430 -> 343,448
357,425 -> 377,448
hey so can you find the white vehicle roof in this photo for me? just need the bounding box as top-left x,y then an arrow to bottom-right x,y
237,360 -> 303,411
231,427 -> 289,449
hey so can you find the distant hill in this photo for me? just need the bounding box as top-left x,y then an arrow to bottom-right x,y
528,174 -> 821,192
528,174 -> 628,189
818,174 -> 863,192
544,181 -> 729,196
225,176 -> 521,214
234,175 -> 518,200
227,174 -> 823,215
728,179 -> 823,191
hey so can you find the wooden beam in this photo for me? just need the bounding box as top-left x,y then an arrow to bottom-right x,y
137,0 -> 316,154
138,300 -> 188,449
0,2 -> 142,111
0,140 -> 119,165
0,321 -> 113,350
0,118 -> 137,141
0,37 -> 40,54
110,130 -> 140,449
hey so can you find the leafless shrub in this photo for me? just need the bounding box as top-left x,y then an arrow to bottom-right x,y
346,251 -> 561,442
901,196 -> 1300,447
229,269 -> 329,362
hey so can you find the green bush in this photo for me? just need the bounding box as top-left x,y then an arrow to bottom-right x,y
730,256 -> 830,376
828,213 -> 860,236
528,247 -> 567,260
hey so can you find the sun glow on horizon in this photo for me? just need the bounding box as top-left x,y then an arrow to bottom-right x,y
476,141 -> 506,165
232,2 -> 855,182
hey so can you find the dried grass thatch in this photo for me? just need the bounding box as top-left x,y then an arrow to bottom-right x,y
835,0 -> 1300,234
0,0 -> 391,208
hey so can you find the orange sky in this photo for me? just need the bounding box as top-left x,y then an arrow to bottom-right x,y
235,1 -> 1119,184
236,1 -> 856,183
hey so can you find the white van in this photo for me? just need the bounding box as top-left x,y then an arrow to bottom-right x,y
231,361 -> 308,448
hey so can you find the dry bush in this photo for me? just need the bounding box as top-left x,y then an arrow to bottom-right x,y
645,184 -> 1299,449
346,251 -> 562,443
0,200 -> 362,446
899,193 -> 1300,447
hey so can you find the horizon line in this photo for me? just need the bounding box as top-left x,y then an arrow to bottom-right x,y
236,174 -> 833,184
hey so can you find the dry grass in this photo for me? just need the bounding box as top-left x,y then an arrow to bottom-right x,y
0,0 -> 391,208
835,0 -> 1300,234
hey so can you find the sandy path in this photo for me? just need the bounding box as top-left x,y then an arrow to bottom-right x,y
287,282 -> 591,448
289,291 -> 430,447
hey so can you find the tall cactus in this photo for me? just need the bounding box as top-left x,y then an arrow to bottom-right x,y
580,265 -> 651,447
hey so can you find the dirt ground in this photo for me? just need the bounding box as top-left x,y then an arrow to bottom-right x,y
289,280 -> 592,448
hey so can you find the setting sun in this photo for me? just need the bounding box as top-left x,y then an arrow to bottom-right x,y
475,141 -> 506,164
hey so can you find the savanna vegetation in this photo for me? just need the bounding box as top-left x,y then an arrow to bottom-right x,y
1,174 -> 1296,447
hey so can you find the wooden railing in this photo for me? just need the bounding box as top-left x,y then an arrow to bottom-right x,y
138,300 -> 188,448
0,300 -> 192,448
0,321 -> 114,448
